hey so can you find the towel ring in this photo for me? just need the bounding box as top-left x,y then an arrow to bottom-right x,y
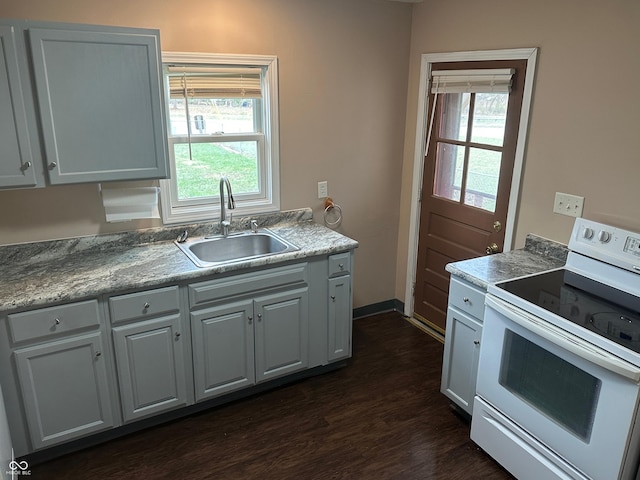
323,197 -> 343,228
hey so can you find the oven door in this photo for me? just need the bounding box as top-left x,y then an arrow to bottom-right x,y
476,295 -> 640,480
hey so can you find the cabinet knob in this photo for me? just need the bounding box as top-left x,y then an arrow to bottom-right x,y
95,351 -> 102,357
143,302 -> 150,310
338,263 -> 344,270
22,161 -> 32,171
175,332 -> 181,338
463,297 -> 470,303
473,340 -> 480,346
257,313 -> 262,321
48,162 -> 57,170
248,316 -> 253,324
330,295 -> 336,301
54,318 -> 61,325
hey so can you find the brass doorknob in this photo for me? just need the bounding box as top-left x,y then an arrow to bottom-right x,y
486,243 -> 500,255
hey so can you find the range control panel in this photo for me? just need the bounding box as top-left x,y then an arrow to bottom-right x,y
570,218 -> 640,272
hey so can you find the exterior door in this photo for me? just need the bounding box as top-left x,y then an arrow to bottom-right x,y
414,60 -> 527,332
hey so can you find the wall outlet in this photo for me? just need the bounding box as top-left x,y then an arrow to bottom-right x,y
553,192 -> 584,217
318,181 -> 328,199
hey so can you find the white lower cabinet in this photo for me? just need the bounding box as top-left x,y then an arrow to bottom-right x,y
328,252 -> 352,362
254,287 -> 309,382
440,276 -> 485,416
10,301 -> 115,449
191,299 -> 255,401
109,286 -> 187,422
1,251 -> 354,457
190,266 -> 309,402
112,314 -> 187,422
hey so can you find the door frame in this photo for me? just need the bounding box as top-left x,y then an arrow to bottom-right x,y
404,48 -> 538,317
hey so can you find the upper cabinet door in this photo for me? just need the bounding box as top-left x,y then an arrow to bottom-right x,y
0,25 -> 40,187
28,26 -> 169,184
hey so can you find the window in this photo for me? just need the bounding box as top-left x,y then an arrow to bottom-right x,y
430,69 -> 513,213
160,53 -> 280,224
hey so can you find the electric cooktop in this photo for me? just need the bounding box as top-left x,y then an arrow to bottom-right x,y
496,269 -> 640,353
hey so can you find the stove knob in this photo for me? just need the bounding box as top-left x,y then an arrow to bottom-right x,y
583,227 -> 594,240
598,230 -> 612,243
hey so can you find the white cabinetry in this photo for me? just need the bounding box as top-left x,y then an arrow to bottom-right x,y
0,19 -> 168,188
9,300 -> 115,449
189,264 -> 309,402
440,276 -> 485,415
109,286 -> 188,423
0,249 -> 355,457
327,253 -> 352,361
0,24 -> 40,187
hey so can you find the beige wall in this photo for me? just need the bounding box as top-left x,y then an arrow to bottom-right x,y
395,0 -> 640,301
5,0 -> 637,311
0,0 -> 412,309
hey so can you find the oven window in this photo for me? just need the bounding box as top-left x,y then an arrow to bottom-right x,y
499,330 -> 601,442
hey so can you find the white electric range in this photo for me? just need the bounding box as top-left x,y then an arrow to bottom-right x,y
471,218 -> 640,480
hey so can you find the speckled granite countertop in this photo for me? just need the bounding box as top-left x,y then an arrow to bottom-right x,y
0,208 -> 358,314
445,234 -> 568,289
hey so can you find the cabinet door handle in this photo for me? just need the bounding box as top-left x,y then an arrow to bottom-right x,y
248,316 -> 253,324
330,295 -> 336,301
175,332 -> 181,338
257,313 -> 262,321
95,351 -> 102,358
48,162 -> 57,170
473,340 -> 480,346
22,161 -> 32,171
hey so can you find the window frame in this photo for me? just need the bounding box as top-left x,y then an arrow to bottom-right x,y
160,52 -> 280,224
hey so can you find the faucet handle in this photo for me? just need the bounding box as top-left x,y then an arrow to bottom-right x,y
251,220 -> 258,233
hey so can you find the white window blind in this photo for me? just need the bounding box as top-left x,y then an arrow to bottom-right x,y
166,66 -> 262,99
431,68 -> 515,94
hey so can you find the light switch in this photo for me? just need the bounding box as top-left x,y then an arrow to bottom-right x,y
553,192 -> 584,217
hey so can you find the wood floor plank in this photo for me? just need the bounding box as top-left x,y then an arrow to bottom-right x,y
32,312 -> 512,479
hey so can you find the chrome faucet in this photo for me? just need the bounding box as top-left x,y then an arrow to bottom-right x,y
219,176 -> 236,236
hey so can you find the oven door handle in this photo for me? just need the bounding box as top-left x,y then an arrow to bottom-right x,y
486,295 -> 640,383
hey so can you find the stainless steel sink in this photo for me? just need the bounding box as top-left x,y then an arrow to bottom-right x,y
175,229 -> 299,268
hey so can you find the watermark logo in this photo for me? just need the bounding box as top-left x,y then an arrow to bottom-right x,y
5,450 -> 31,477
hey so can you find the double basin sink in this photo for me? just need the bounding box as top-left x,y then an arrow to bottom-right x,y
176,229 -> 300,268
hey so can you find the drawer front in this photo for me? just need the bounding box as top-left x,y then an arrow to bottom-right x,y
448,276 -> 485,320
328,253 -> 350,277
189,263 -> 307,307
8,300 -> 101,344
109,286 -> 180,324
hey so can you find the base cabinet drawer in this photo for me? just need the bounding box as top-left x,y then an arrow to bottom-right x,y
14,332 -> 115,449
8,300 -> 100,343
112,314 -> 187,422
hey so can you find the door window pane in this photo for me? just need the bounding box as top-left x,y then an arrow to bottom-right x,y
433,142 -> 463,202
471,93 -> 508,147
438,93 -> 470,142
500,330 -> 600,442
464,147 -> 501,212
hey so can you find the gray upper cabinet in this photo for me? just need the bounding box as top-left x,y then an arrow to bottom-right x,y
0,19 -> 169,188
0,25 -> 40,187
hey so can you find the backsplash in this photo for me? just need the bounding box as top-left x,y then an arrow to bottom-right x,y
0,208 -> 313,266
524,234 -> 568,263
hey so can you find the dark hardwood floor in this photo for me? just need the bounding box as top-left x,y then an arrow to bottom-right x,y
33,312 -> 512,479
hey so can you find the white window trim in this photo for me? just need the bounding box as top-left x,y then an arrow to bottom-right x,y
404,48 -> 538,317
159,52 -> 280,225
